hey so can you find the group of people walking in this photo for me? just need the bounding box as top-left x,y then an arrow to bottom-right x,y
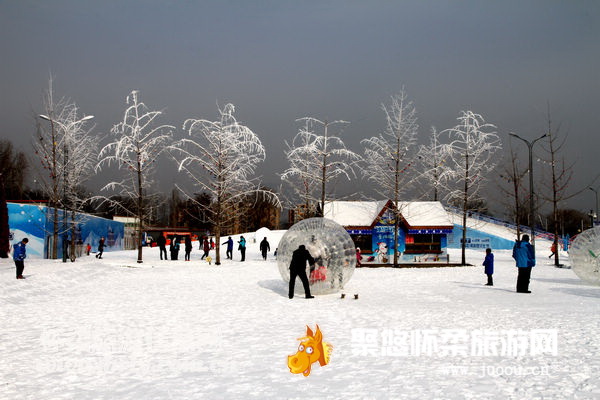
155,233 -> 271,263
157,234 -> 209,261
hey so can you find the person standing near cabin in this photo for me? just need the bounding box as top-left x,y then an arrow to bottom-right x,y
96,237 -> 105,259
238,236 -> 246,261
512,234 -> 535,293
201,237 -> 210,260
483,248 -> 494,286
223,236 -> 234,260
157,233 -> 167,260
288,245 -> 315,299
184,236 -> 192,261
259,237 -> 270,260
13,238 -> 28,279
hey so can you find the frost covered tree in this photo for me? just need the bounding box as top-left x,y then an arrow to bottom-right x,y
172,103 -> 279,265
417,127 -> 453,201
498,139 -> 528,239
538,109 -> 596,267
96,90 -> 174,263
33,80 -> 69,259
361,91 -> 418,266
35,79 -> 95,259
60,111 -> 98,259
281,117 -> 360,218
280,125 -> 321,218
443,111 -> 502,265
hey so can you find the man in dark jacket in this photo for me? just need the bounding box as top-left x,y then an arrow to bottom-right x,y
222,237 -> 234,260
157,233 -> 167,260
95,237 -> 105,259
512,234 -> 536,293
13,238 -> 28,279
259,237 -> 270,261
288,245 -> 315,299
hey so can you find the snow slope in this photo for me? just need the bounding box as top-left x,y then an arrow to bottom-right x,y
1,237 -> 599,399
446,208 -> 547,243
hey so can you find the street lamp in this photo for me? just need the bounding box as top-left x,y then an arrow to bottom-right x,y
39,114 -> 94,262
589,187 -> 598,226
509,132 -> 547,250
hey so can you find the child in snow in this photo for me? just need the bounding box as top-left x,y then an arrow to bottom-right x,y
483,248 -> 494,286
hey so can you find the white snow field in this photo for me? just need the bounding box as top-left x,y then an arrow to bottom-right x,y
1,234 -> 599,399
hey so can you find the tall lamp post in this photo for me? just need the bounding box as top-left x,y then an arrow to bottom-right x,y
509,132 -> 547,250
589,187 -> 598,226
39,114 -> 94,262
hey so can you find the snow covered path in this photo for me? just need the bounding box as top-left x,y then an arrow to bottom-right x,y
1,245 -> 599,399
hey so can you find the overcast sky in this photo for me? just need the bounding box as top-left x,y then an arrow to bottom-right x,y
1,1 -> 599,215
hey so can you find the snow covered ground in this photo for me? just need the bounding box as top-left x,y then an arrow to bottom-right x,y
1,237 -> 599,399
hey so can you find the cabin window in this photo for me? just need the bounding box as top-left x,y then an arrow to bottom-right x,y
351,234 -> 372,253
404,234 -> 442,254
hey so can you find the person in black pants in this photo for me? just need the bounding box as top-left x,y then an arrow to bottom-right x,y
184,236 -> 192,261
157,233 -> 167,260
222,237 -> 233,260
95,237 -> 105,259
288,245 -> 315,299
512,234 -> 536,293
13,238 -> 28,279
238,236 -> 246,262
259,237 -> 270,261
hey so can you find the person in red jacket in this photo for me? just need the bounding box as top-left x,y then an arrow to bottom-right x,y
200,237 -> 210,260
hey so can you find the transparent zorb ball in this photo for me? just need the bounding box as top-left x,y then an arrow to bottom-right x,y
569,227 -> 600,286
277,218 -> 356,295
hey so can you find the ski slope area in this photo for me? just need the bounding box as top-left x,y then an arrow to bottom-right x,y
446,208 -> 557,249
1,237 -> 599,399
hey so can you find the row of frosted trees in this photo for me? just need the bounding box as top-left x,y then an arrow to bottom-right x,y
35,82 -> 507,265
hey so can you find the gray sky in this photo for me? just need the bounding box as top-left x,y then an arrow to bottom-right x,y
1,0 -> 599,215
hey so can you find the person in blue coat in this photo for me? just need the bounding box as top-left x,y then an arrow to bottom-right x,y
512,234 -> 536,293
222,236 -> 234,260
238,236 -> 246,262
13,238 -> 29,279
482,248 -> 494,286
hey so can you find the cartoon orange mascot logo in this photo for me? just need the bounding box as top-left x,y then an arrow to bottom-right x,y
287,325 -> 333,377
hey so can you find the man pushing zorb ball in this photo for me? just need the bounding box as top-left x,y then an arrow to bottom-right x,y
569,227 -> 600,286
277,218 -> 356,296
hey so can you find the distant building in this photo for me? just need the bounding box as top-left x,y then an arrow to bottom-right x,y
323,200 -> 453,263
113,216 -> 139,250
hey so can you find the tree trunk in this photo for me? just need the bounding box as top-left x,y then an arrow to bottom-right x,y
461,152 -> 469,266
320,122 -> 328,218
136,159 -> 143,264
393,137 -> 400,267
0,180 -> 9,258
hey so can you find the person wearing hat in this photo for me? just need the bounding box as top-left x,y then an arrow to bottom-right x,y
512,234 -> 536,293
13,238 -> 29,279
288,244 -> 316,299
